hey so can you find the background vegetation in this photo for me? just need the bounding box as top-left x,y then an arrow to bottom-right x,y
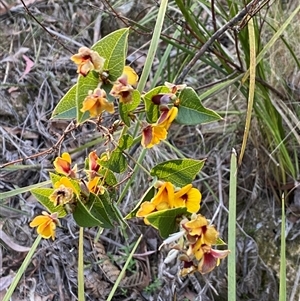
0,0 -> 300,300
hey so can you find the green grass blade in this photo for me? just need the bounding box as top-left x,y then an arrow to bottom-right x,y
152,28 -> 181,87
106,234 -> 143,301
0,180 -> 52,200
279,193 -> 286,301
228,149 -> 237,301
78,227 -> 85,301
243,4 -> 300,81
239,18 -> 256,165
2,235 -> 42,301
137,0 -> 169,93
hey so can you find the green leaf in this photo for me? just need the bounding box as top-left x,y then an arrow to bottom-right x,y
31,188 -> 67,218
98,168 -> 118,186
177,87 -> 222,125
119,90 -> 141,126
118,133 -> 134,150
143,86 -> 170,123
125,185 -> 156,219
51,85 -> 77,119
73,197 -> 104,227
101,134 -> 133,173
102,82 -> 115,102
92,28 -> 129,82
86,192 -> 114,228
49,172 -> 61,185
96,188 -> 128,228
150,159 -> 205,187
146,207 -> 187,238
102,152 -> 126,174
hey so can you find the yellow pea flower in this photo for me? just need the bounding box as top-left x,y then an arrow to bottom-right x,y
87,177 -> 105,195
136,182 -> 175,224
141,107 -> 178,149
184,214 -> 218,245
157,107 -> 178,130
141,124 -> 167,148
173,184 -> 201,213
53,152 -> 77,178
30,211 -> 59,240
110,66 -> 138,103
71,47 -> 105,76
197,246 -> 230,274
81,88 -> 114,117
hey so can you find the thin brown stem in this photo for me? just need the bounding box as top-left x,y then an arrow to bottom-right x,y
20,0 -> 73,54
0,122 -> 77,169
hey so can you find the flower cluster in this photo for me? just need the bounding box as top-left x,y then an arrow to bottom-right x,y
30,151 -> 107,239
162,214 -> 230,275
70,47 -> 185,149
136,181 -> 202,222
110,65 -> 139,103
151,82 -> 186,106
140,82 -> 187,148
30,39 -> 228,279
81,88 -> 114,117
71,47 -> 139,119
135,180 -> 229,275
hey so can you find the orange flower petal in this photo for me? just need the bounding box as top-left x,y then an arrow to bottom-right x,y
29,215 -> 49,227
123,66 -> 138,87
184,215 -> 208,236
157,107 -> 178,130
61,152 -> 71,163
30,212 -> 58,240
53,157 -> 71,175
174,185 -> 201,213
136,202 -> 156,217
152,181 -> 174,209
191,239 -> 206,261
202,225 -> 218,245
53,152 -> 76,177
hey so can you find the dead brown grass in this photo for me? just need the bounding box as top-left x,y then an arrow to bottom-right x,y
1,1 -> 300,301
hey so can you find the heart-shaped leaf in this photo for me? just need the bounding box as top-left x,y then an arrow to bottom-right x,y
72,197 -> 105,227
150,159 -> 205,187
176,87 -> 222,125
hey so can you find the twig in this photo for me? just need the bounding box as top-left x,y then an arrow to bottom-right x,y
176,0 -> 269,84
211,0 -> 217,33
0,122 -> 77,169
20,0 -> 73,54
